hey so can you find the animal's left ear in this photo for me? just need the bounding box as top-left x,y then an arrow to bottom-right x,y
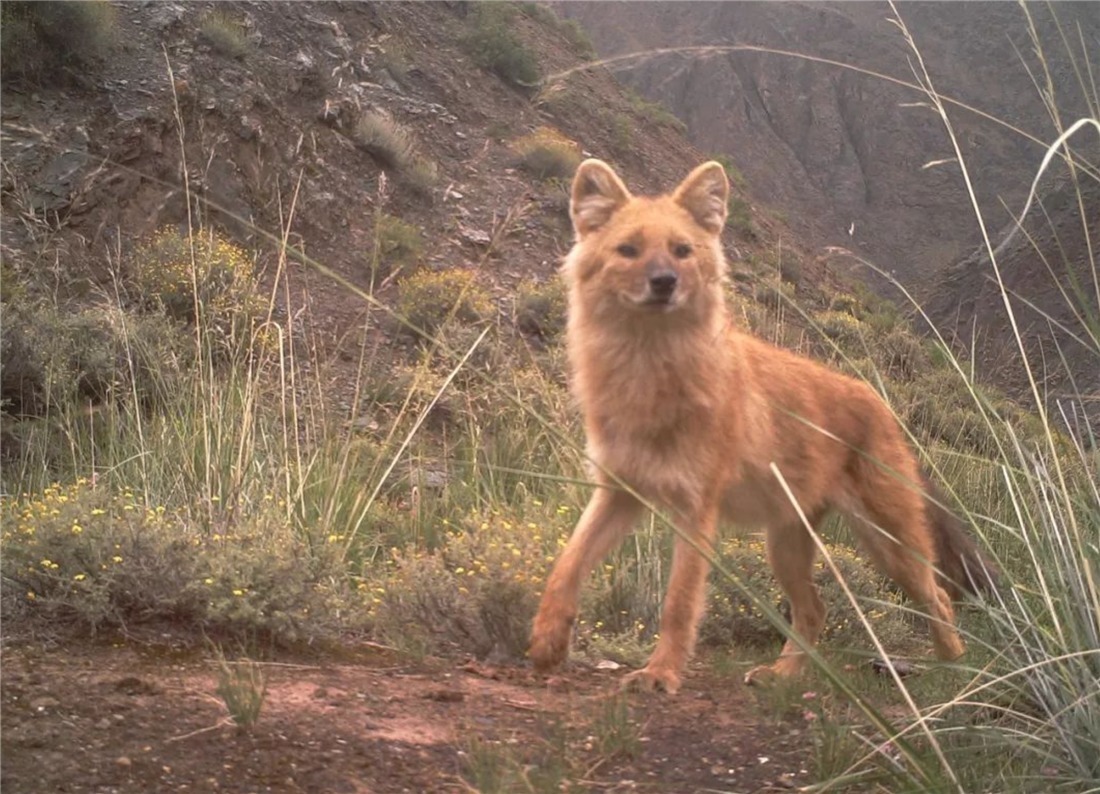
673,162 -> 729,234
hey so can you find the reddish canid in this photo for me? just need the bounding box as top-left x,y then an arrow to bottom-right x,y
528,159 -> 995,693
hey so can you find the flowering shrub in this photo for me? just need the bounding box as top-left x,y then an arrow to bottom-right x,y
129,226 -> 264,352
396,268 -> 493,339
371,506 -> 570,658
0,479 -> 369,642
1,479 -> 204,629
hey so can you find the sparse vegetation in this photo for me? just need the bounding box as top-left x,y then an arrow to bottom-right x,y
0,0 -> 115,85
513,126 -> 582,181
463,3 -> 541,87
214,652 -> 267,731
712,153 -> 748,190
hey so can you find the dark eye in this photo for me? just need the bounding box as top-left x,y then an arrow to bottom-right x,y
616,243 -> 638,258
672,243 -> 692,259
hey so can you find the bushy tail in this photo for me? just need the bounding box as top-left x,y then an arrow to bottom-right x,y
922,474 -> 1000,599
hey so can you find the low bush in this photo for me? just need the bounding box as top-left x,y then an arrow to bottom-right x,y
0,479 -> 371,643
128,226 -> 263,352
727,195 -> 757,240
515,277 -> 568,341
352,112 -> 439,193
371,510 -> 566,659
372,213 -> 423,281
199,9 -> 251,60
396,268 -> 493,339
513,127 -> 582,181
517,3 -> 596,60
626,89 -> 687,135
0,300 -> 189,416
462,4 -> 541,87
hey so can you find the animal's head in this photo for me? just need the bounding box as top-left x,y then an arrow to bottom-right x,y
562,159 -> 730,319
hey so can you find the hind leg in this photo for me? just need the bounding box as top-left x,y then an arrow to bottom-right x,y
850,484 -> 965,661
745,520 -> 826,685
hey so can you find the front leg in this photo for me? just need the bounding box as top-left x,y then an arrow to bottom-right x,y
530,487 -> 642,672
622,504 -> 719,694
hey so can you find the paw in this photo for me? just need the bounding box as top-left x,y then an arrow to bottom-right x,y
528,614 -> 572,672
621,665 -> 682,695
744,655 -> 805,686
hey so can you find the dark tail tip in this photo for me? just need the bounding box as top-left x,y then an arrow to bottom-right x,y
922,474 -> 1000,599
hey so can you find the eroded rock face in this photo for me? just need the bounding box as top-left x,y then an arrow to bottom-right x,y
556,1 -> 1098,293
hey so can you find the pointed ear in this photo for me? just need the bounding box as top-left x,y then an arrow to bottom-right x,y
673,161 -> 729,234
570,159 -> 632,236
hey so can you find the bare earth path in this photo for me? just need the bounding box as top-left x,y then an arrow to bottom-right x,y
2,637 -> 814,793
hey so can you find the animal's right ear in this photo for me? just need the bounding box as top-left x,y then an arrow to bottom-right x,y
570,159 -> 632,237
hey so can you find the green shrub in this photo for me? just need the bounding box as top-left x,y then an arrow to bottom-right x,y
727,195 -> 757,240
896,368 -> 1001,454
0,300 -> 189,415
778,252 -> 803,285
0,302 -> 47,416
396,268 -> 493,339
372,213 -> 423,280
352,112 -> 438,193
0,1 -> 115,85
874,327 -> 928,380
1,480 -> 204,631
513,127 -> 582,181
610,113 -> 634,155
463,4 -> 541,86
517,2 -> 596,60
828,292 -> 863,318
199,9 -> 250,60
815,309 -> 865,348
755,280 -> 796,312
515,277 -> 568,341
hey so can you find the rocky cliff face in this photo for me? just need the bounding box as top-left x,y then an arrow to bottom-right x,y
927,175 -> 1100,426
556,1 -> 1098,294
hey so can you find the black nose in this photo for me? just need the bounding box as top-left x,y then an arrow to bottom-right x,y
649,271 -> 678,297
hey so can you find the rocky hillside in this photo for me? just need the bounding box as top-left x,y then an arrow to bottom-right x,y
1,0 -> 833,420
556,1 -> 1098,294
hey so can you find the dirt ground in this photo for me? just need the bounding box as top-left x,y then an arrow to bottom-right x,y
1,632 -> 816,793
